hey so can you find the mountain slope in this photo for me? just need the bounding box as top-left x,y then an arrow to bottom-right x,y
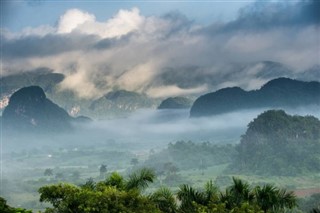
190,78 -> 320,117
89,90 -> 159,119
2,86 -> 73,132
158,97 -> 193,109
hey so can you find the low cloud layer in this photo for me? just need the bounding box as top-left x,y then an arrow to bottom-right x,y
1,1 -> 319,98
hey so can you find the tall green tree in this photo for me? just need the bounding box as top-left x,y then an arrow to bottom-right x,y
39,168 -> 159,213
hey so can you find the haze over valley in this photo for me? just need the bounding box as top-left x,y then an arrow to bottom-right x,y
1,0 -> 320,212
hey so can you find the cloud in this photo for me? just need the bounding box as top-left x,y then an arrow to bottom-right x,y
220,0 -> 320,31
146,85 -> 208,98
57,8 -> 144,39
57,9 -> 96,34
1,1 -> 320,99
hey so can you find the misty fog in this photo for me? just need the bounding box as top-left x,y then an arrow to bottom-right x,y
2,106 -> 319,153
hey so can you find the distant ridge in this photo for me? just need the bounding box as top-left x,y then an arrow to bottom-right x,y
190,78 -> 320,117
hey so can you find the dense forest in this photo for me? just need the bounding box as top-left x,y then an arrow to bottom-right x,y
231,110 -> 320,175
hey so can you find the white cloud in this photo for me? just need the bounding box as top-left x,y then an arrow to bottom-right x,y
57,8 -> 144,39
117,60 -> 160,92
1,4 -> 320,99
58,68 -> 101,98
57,9 -> 95,34
146,85 -> 208,98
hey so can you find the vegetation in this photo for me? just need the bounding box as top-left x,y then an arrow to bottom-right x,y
38,168 -> 160,213
231,110 -> 320,175
2,108 -> 320,212
0,197 -> 32,213
145,140 -> 235,171
37,169 -> 298,213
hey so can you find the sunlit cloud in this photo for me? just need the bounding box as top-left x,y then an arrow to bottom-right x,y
1,1 -> 319,98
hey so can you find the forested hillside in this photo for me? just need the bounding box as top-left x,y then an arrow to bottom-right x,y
231,110 -> 320,175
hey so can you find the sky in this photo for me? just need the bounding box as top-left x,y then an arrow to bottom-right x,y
1,0 -> 320,98
2,0 -> 253,31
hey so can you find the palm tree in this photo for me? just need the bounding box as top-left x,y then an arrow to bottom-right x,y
222,177 -> 254,209
249,183 -> 297,213
177,184 -> 206,212
80,177 -> 96,190
150,187 -> 177,213
275,188 -> 297,212
204,180 -> 219,202
104,172 -> 126,191
254,184 -> 279,213
125,168 -> 155,191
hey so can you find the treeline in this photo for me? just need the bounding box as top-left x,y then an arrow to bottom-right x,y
1,168 -> 303,213
145,141 -> 235,171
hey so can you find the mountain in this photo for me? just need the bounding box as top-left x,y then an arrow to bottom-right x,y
230,110 -> 320,175
89,90 -> 160,119
158,97 -> 193,109
0,69 -> 160,119
0,68 -> 64,95
190,78 -> 320,117
0,68 -> 65,111
2,86 -> 73,132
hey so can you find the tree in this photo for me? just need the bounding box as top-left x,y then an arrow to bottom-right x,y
232,110 -> 320,175
220,177 -> 255,210
164,162 -> 179,175
99,164 -> 107,178
126,168 -> 155,191
44,168 -> 53,177
131,158 -> 139,167
39,168 -> 159,213
38,174 -> 298,213
0,197 -> 32,213
150,187 -> 177,213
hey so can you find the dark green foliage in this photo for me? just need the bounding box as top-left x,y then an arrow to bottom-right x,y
39,168 -> 160,213
149,187 -> 177,213
158,97 -> 193,109
0,197 -> 32,213
190,78 -> 320,117
37,172 -> 298,213
178,177 -> 296,213
223,177 -> 255,209
231,110 -> 320,175
145,141 -> 236,171
255,184 -> 297,213
126,168 -> 155,191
